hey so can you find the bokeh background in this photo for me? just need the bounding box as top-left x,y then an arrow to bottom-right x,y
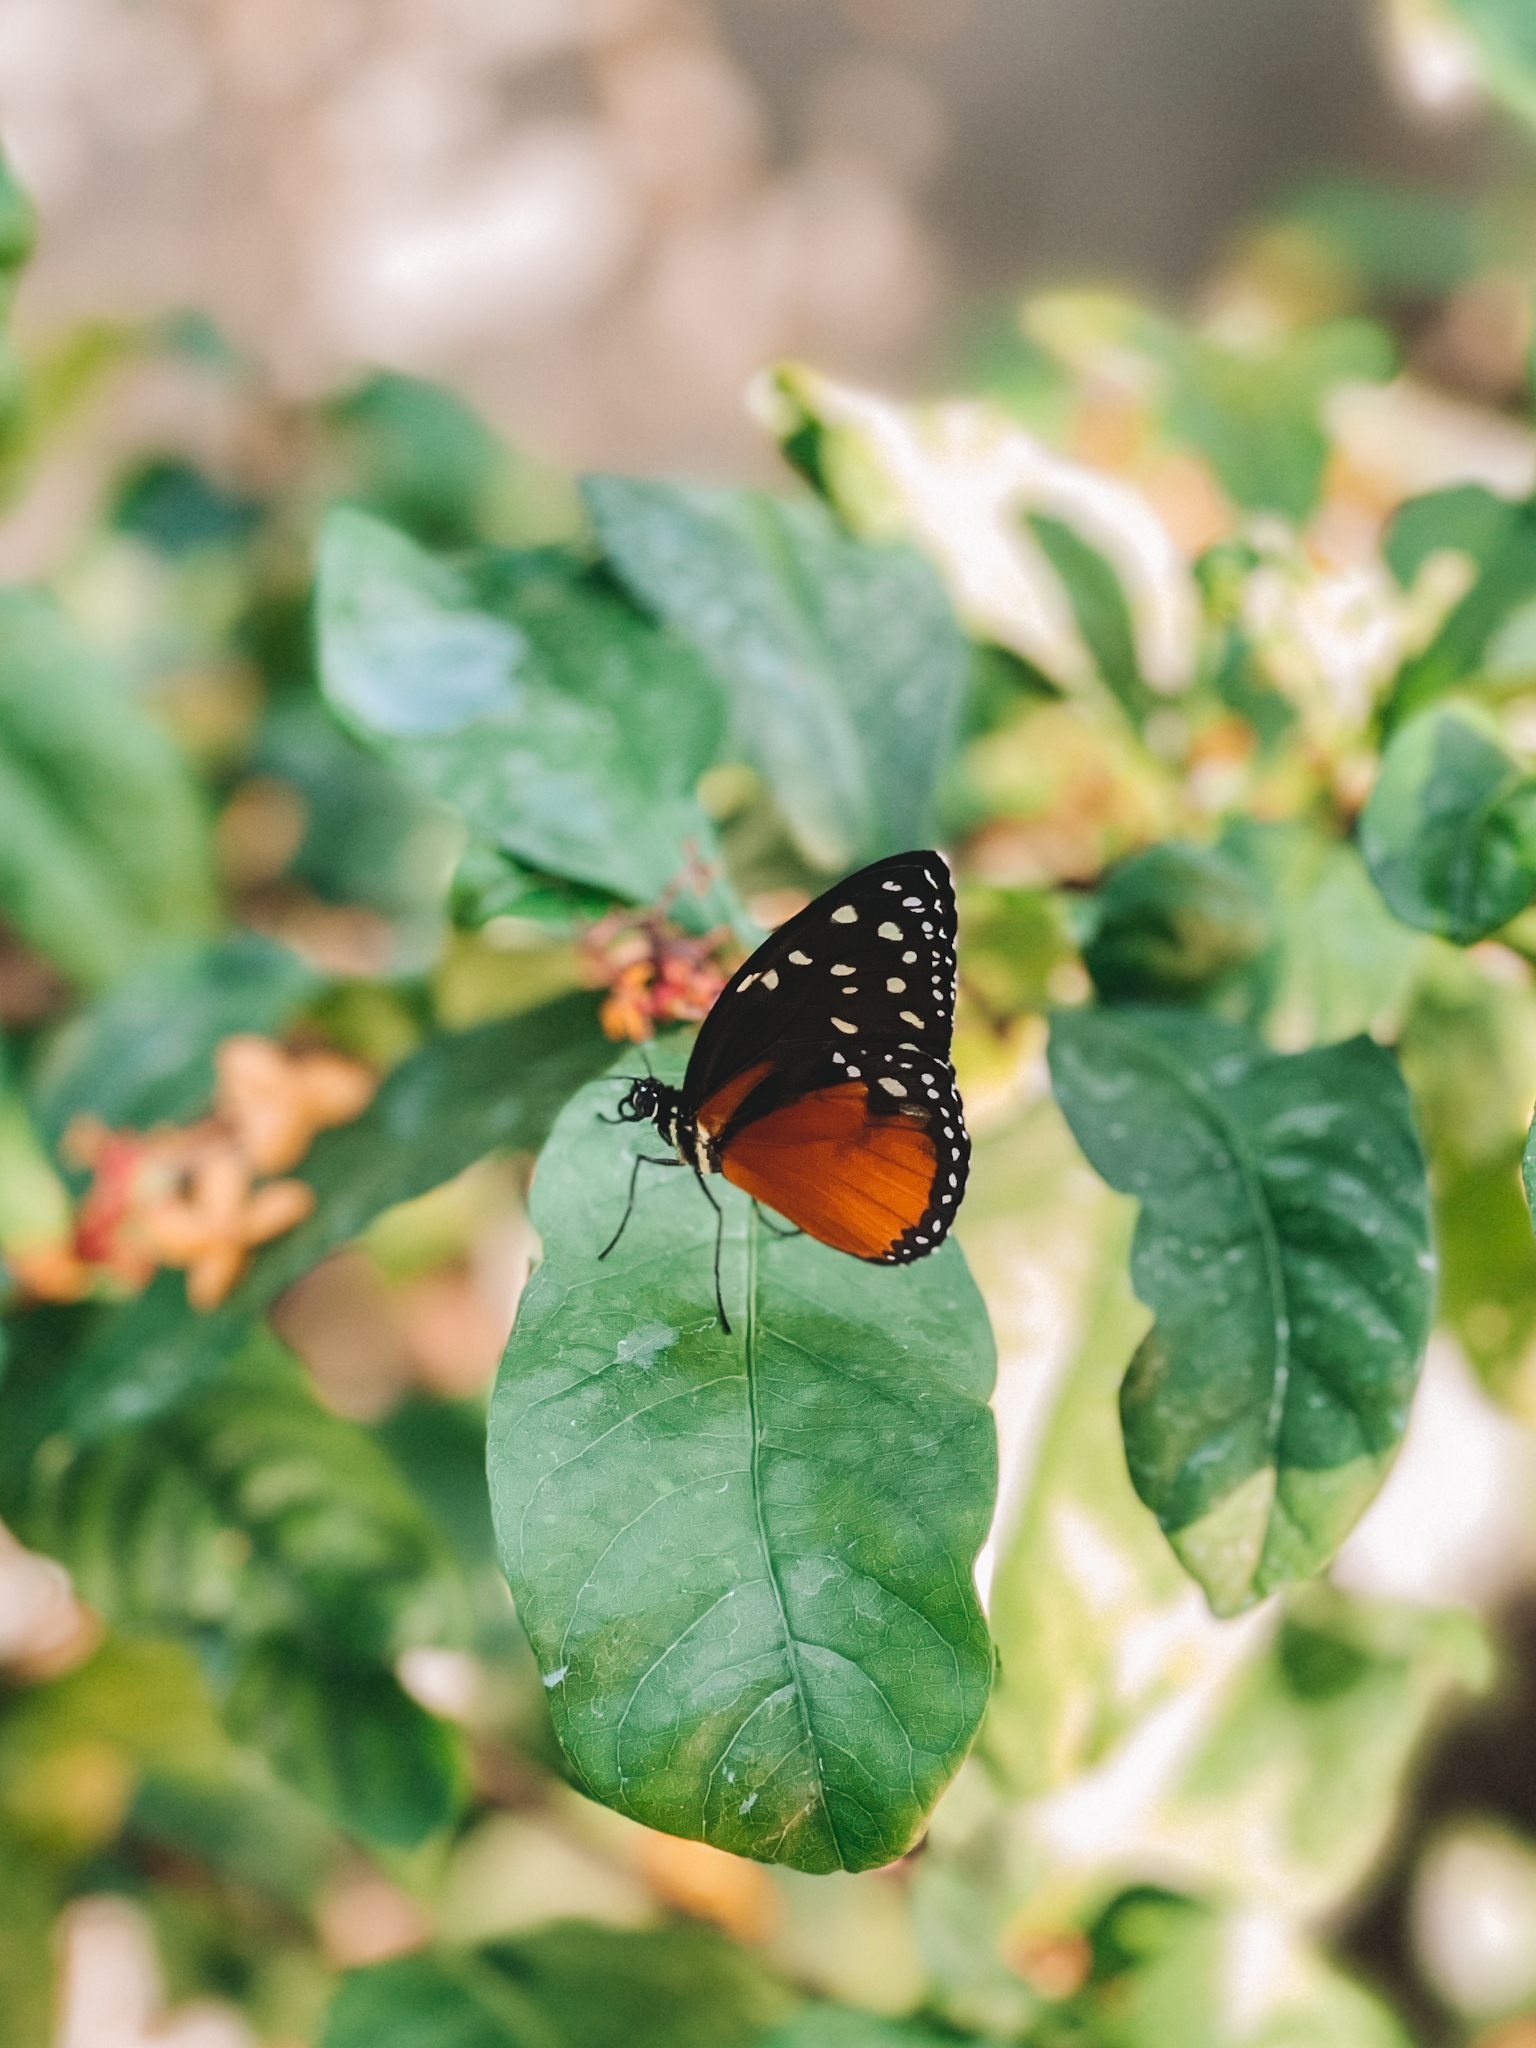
5,3 -> 1536,2044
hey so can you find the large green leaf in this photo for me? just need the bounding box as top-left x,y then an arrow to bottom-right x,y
27,932 -> 317,1153
1048,1009 -> 1434,1615
1360,703 -> 1536,944
323,1924 -> 791,2048
316,509 -> 735,931
0,588 -> 214,986
488,1048 -> 996,1873
0,993 -> 613,1474
583,477 -> 967,874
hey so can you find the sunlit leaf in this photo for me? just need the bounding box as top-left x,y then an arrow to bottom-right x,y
1360,702 -> 1536,943
1048,1008 -> 1434,1614
488,1047 -> 996,1873
584,476 -> 967,874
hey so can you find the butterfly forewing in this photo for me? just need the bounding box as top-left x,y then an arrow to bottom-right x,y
684,852 -> 969,1263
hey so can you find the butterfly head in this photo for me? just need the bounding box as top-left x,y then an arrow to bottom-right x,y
612,1075 -> 685,1147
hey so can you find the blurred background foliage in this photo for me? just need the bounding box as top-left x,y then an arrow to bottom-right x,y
8,3 -> 1536,2047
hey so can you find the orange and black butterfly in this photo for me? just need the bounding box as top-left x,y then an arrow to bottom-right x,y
603,850 -> 970,1330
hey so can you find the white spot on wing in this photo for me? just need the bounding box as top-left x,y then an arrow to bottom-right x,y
887,978 -> 906,992
878,922 -> 902,940
788,950 -> 811,965
878,1077 -> 907,1097
761,969 -> 778,989
738,973 -> 758,989
832,1017 -> 856,1034
831,962 -> 854,975
832,904 -> 858,923
900,1011 -> 925,1028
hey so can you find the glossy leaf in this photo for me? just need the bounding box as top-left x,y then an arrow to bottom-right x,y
0,589 -> 214,986
0,993 -> 613,1470
316,508 -> 735,930
323,1924 -> 791,2048
28,932 -> 316,1153
489,1048 -> 996,1873
1360,703 -> 1536,943
584,476 -> 967,874
1048,1009 -> 1434,1615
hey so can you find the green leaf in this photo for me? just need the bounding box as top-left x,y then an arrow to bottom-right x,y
1216,820 -> 1424,1047
0,994 -> 614,1472
1154,320 -> 1394,521
323,1924 -> 791,2048
1027,514 -> 1158,726
25,1334 -> 468,1661
28,933 -> 316,1153
1360,703 -> 1536,943
327,371 -> 519,550
226,1634 -> 460,1847
0,589 -> 214,986
1080,842 -> 1273,1008
20,1336 -> 470,1846
1383,488 -> 1536,728
1048,1009 -> 1434,1615
488,1047 -> 996,1873
316,509 -> 735,931
583,477 -> 967,874
1399,951 -> 1536,1400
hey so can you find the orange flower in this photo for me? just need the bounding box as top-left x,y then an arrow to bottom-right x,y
21,1034 -> 379,1313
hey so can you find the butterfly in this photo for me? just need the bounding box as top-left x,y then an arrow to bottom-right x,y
603,850 -> 970,1330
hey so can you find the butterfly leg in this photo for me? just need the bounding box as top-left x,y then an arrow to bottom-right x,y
691,1169 -> 732,1336
752,1202 -> 804,1241
598,1152 -> 681,1260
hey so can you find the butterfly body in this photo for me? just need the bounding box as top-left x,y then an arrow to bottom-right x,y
610,851 -> 970,1277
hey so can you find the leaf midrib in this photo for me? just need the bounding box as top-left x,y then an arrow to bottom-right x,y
743,1200 -> 844,1866
1122,1023 -> 1293,1477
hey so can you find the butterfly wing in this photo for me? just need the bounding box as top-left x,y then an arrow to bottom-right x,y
685,852 -> 969,1262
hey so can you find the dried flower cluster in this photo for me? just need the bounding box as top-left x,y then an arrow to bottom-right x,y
11,1036 -> 376,1311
